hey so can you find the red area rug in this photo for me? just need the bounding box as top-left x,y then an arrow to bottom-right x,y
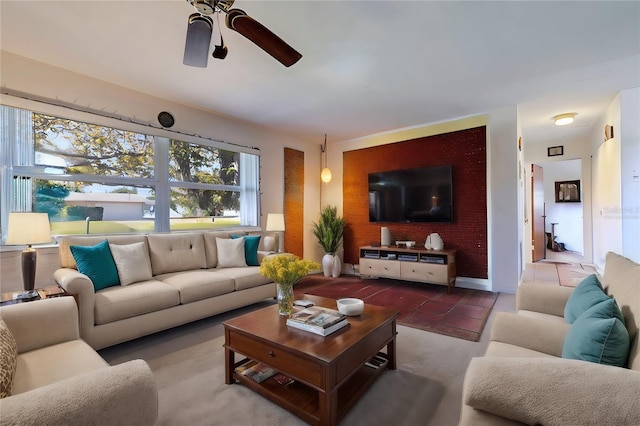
294,275 -> 498,342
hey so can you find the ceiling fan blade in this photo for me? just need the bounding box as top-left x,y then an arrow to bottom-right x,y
226,9 -> 302,67
183,13 -> 213,68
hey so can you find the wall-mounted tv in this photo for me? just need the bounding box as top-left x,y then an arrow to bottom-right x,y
368,165 -> 453,223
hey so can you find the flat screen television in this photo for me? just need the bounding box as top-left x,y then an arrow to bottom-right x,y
368,165 -> 453,223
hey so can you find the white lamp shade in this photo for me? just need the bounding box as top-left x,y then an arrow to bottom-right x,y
265,213 -> 285,232
6,212 -> 52,245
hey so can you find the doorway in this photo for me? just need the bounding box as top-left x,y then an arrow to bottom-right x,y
531,159 -> 584,263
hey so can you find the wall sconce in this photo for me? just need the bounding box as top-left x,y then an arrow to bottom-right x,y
604,125 -> 614,141
320,134 -> 332,183
554,113 -> 575,126
5,212 -> 52,298
265,213 -> 285,253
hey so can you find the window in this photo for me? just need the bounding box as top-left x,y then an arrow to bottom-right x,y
1,104 -> 260,239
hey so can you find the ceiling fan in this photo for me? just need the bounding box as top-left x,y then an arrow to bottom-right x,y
183,0 -> 302,68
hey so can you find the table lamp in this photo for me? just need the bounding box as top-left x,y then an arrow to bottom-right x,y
265,213 -> 285,253
6,212 -> 52,298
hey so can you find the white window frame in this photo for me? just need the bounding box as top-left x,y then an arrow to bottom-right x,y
1,96 -> 261,241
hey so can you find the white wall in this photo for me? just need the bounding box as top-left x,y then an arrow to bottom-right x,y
587,87 -> 639,269
591,95 -> 623,269
619,88 -> 640,263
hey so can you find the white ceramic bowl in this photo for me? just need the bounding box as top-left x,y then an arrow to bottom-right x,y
337,298 -> 364,316
405,241 -> 416,248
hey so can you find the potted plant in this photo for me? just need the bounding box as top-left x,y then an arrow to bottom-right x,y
312,205 -> 346,277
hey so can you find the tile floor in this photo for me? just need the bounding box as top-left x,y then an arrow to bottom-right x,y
522,250 -> 596,287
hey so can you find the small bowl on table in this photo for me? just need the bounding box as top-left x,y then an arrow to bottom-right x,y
337,298 -> 364,316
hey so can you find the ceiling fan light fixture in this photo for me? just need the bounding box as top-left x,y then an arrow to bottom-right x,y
554,113 -> 575,126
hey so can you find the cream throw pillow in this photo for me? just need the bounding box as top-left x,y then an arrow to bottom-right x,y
216,237 -> 247,268
110,242 -> 153,286
0,318 -> 18,398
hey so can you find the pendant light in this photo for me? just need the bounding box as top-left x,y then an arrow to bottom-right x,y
321,134 -> 332,183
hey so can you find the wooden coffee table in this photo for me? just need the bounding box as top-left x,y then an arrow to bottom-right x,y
224,294 -> 398,426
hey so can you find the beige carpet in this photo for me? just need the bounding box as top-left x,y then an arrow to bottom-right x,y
99,293 -> 515,426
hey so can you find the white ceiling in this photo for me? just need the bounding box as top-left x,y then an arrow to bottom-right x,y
1,1 -> 639,146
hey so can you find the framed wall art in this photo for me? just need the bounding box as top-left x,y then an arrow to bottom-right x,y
547,146 -> 563,157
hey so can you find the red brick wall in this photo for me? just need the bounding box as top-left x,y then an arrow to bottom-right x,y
343,126 -> 488,279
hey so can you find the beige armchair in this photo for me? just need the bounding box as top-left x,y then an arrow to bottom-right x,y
0,296 -> 158,425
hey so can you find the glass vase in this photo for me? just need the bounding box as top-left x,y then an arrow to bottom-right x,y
277,283 -> 294,316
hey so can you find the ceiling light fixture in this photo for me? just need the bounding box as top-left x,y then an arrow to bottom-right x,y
321,134 -> 332,183
554,113 -> 575,126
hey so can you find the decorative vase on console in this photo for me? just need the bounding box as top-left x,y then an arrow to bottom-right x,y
259,254 -> 320,315
425,233 -> 444,251
312,205 -> 346,278
332,255 -> 341,278
322,253 -> 334,277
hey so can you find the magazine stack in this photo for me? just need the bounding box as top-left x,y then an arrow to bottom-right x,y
286,305 -> 348,336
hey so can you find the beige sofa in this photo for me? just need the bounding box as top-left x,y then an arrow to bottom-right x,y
0,297 -> 157,425
54,231 -> 276,350
460,252 -> 640,425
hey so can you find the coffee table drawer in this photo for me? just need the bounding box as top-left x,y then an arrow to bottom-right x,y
228,331 -> 323,387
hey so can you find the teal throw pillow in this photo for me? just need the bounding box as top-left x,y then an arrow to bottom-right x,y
231,234 -> 261,266
70,240 -> 120,291
564,274 -> 609,323
562,298 -> 630,367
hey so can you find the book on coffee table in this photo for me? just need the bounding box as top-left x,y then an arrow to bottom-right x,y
286,316 -> 349,336
288,306 -> 346,329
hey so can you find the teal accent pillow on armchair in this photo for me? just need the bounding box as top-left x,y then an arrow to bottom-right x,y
564,274 -> 610,323
70,239 -> 120,291
562,298 -> 629,367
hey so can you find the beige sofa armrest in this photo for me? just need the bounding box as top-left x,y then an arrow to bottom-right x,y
0,360 -> 158,426
516,283 -> 574,317
463,357 -> 640,426
54,268 -> 97,336
1,297 -> 79,353
490,312 -> 570,357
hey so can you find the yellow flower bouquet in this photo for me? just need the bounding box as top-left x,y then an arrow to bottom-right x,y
260,254 -> 320,315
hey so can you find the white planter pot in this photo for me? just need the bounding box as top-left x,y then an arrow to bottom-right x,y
332,255 -> 342,278
322,253 -> 334,277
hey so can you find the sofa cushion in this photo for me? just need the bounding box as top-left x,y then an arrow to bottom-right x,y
0,318 -> 18,398
211,267 -> 273,291
216,237 -> 247,268
231,234 -> 261,266
70,240 -> 120,291
485,341 -> 557,359
11,339 -> 108,395
94,281 -> 180,325
202,231 -> 230,269
109,242 -> 153,286
59,235 -> 148,270
155,271 -> 235,304
147,233 -> 207,276
562,298 -> 629,367
464,357 -> 640,426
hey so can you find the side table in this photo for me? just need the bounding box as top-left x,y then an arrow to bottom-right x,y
0,285 -> 76,307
